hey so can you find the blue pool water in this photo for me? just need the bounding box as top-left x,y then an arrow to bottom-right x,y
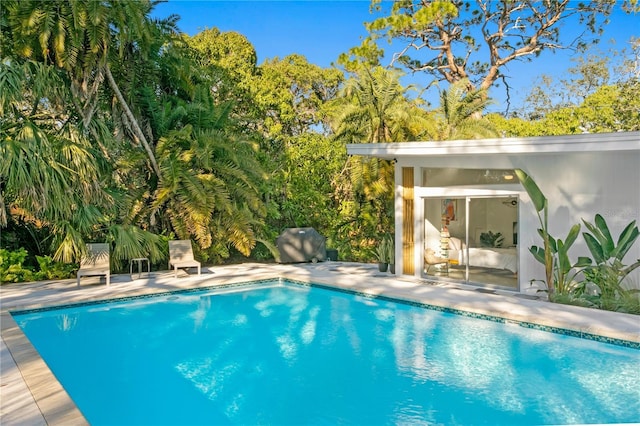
13,280 -> 640,425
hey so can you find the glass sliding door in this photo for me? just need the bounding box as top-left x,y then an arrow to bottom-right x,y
423,196 -> 518,289
423,197 -> 467,278
466,197 -> 518,288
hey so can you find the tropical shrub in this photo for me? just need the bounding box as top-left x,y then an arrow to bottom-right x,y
515,169 -> 585,295
34,255 -> 78,280
580,214 -> 640,294
0,248 -> 78,283
517,169 -> 639,313
375,235 -> 392,264
0,248 -> 35,283
574,214 -> 640,312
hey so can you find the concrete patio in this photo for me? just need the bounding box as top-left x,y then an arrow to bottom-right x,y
2,261 -> 639,425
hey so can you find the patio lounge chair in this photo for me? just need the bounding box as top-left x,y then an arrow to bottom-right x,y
77,243 -> 110,287
168,240 -> 201,278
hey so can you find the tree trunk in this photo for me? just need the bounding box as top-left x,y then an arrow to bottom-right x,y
104,64 -> 162,179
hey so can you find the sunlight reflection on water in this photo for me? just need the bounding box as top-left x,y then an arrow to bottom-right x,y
14,281 -> 640,425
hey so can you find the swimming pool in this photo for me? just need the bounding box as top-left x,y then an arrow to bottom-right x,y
13,279 -> 640,425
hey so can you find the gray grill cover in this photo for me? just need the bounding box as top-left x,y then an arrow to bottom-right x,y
276,227 -> 326,263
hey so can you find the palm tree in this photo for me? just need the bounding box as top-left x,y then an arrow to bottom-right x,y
1,57 -> 106,256
327,66 -> 430,256
2,1 -> 179,265
148,89 -> 267,260
4,0 -> 177,178
433,79 -> 498,140
329,66 -> 430,143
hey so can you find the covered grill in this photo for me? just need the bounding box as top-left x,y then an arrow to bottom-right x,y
276,227 -> 326,263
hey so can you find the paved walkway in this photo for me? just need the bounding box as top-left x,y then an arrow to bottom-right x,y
2,262 -> 639,425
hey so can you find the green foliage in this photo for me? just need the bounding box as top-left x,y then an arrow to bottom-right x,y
516,43 -> 640,132
375,241 -> 388,264
34,256 -> 77,280
0,248 -> 77,283
516,169 -> 585,295
517,171 -> 639,313
185,28 -> 258,119
375,234 -> 394,264
0,248 -> 35,283
385,234 -> 395,264
486,114 -> 545,137
324,65 -> 422,260
580,215 -> 640,299
327,66 -> 429,143
560,290 -> 640,315
433,79 -> 498,140
255,54 -> 343,140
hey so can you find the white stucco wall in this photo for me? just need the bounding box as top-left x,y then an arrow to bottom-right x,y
515,151 -> 640,291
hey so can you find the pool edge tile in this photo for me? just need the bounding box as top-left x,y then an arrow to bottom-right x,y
1,312 -> 88,426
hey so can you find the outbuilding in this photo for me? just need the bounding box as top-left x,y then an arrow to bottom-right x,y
347,131 -> 640,292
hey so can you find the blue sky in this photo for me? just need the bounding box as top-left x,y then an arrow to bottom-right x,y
153,1 -> 639,111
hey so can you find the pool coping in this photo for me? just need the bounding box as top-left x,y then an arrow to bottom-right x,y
2,262 -> 639,425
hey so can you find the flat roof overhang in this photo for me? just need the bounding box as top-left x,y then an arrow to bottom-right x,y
346,131 -> 640,160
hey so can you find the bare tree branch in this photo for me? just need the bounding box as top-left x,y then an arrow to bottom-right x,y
358,0 -> 615,103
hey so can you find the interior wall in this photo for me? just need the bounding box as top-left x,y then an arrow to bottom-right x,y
468,198 -> 517,247
446,199 -> 466,241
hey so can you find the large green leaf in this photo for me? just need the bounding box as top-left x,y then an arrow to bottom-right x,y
562,223 -> 581,250
594,214 -> 614,257
574,256 -> 593,267
583,232 -> 605,264
612,221 -> 639,260
556,224 -> 580,274
529,246 -> 546,264
515,169 -> 546,213
557,240 -> 571,273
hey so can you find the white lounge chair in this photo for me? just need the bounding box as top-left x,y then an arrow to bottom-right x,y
77,243 -> 110,286
168,240 -> 201,278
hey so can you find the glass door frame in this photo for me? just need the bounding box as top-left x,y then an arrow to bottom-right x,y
419,192 -> 519,288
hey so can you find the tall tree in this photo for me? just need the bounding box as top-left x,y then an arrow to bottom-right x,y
251,55 -> 343,238
328,66 -> 429,143
327,66 -> 431,258
186,28 -> 258,122
515,39 -> 640,129
0,58 -> 165,266
343,0 -> 620,109
147,88 -> 267,260
5,0 -> 178,179
522,53 -> 611,119
433,79 -> 498,140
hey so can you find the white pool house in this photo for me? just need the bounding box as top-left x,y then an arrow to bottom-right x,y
347,131 -> 640,292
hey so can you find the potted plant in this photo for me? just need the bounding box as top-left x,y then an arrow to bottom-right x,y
385,235 -> 396,274
376,237 -> 390,272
